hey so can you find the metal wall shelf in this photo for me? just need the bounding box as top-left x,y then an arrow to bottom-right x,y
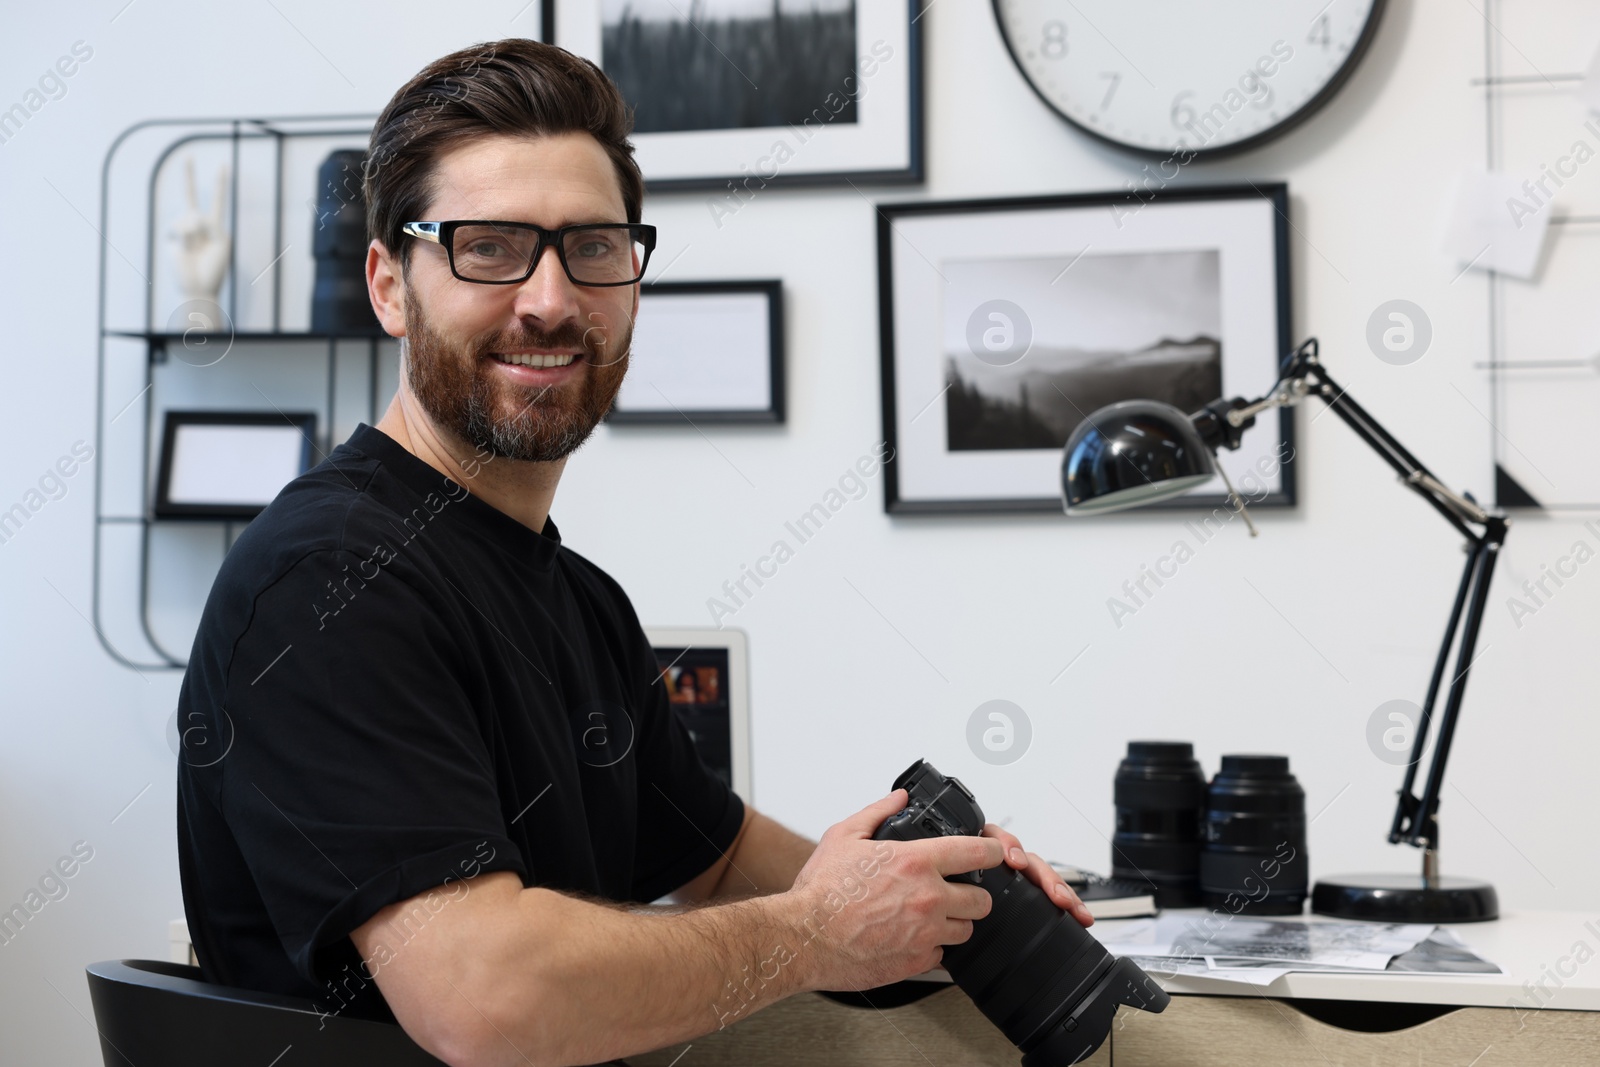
94,114 -> 395,672
1476,4 -> 1600,511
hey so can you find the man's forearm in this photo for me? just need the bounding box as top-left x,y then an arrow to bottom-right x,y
401,877 -> 818,1066
711,811 -> 816,898
364,791 -> 1020,1066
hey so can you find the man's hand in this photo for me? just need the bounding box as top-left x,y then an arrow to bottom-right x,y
783,789 -> 1005,992
981,822 -> 1094,928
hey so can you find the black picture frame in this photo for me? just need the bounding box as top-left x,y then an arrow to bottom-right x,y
547,0 -> 923,191
153,410 -> 317,520
877,183 -> 1294,515
609,280 -> 785,425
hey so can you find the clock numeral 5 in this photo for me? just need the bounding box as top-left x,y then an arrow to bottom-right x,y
1040,19 -> 1067,59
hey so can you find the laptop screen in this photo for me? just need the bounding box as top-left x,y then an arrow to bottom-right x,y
646,629 -> 752,802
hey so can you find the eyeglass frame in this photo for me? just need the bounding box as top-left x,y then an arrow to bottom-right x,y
401,219 -> 657,287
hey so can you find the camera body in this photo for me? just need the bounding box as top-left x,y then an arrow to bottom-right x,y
873,762 -> 986,873
873,760 -> 1169,1066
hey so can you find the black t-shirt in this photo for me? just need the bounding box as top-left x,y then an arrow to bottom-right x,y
175,423 -> 744,1023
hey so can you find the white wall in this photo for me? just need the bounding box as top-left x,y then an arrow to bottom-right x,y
4,1 -> 1599,1063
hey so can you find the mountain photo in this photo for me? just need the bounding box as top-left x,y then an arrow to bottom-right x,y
943,249 -> 1223,452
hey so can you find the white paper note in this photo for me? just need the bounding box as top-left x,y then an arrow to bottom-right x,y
1437,168 -> 1552,280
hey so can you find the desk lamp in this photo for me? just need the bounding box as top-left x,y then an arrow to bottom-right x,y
1061,338 -> 1504,923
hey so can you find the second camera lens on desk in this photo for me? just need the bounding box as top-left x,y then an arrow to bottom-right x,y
1199,754 -> 1309,915
1112,741 -> 1206,907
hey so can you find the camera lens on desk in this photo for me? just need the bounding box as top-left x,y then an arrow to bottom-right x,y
1111,741 -> 1206,908
1199,754 -> 1309,915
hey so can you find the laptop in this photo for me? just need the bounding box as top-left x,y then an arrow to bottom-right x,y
645,628 -> 753,803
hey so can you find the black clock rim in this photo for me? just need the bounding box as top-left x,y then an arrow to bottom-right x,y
989,0 -> 1389,160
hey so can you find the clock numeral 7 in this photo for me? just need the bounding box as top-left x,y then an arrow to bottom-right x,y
1099,71 -> 1120,111
1040,20 -> 1067,59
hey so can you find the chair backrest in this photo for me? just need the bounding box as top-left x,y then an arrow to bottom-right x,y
85,959 -> 445,1066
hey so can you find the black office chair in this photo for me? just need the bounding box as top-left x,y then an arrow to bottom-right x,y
85,959 -> 446,1066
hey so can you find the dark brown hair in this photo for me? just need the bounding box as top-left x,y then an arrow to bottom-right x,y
364,38 -> 644,272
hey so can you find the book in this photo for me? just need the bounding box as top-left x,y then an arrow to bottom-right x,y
1049,864 -> 1159,920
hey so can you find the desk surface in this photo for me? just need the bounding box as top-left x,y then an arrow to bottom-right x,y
639,910 -> 1600,1066
1085,908 -> 1600,1010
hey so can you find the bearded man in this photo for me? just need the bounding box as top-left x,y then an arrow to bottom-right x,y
175,38 -> 1087,1067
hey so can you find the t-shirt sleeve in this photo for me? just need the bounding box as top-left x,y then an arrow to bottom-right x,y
614,611 -> 747,902
216,548 -> 526,986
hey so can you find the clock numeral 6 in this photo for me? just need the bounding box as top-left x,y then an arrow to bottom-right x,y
1040,19 -> 1067,59
1170,90 -> 1196,130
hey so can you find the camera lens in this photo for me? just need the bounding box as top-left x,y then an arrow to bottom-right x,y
1111,741 -> 1206,907
1199,754 -> 1309,915
876,761 -> 1168,1065
944,867 -> 1166,1066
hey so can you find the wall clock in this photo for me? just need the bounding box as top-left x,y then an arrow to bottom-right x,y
992,0 -> 1387,157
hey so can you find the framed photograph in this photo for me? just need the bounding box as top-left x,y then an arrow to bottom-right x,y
877,183 -> 1294,514
154,410 -> 317,520
609,280 -> 785,424
549,0 -> 923,191
646,627 -> 752,801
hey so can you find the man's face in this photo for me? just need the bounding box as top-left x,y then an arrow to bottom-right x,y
399,132 -> 638,463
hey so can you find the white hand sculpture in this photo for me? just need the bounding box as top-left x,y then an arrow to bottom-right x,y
171,156 -> 232,302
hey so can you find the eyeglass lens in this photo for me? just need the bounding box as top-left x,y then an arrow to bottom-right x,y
450,224 -> 643,284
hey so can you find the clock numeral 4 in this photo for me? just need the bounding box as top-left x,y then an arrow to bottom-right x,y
1308,15 -> 1331,49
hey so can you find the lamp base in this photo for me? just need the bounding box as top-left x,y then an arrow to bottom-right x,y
1311,873 -> 1498,923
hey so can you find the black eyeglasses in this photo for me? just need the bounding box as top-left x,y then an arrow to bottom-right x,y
402,220 -> 656,286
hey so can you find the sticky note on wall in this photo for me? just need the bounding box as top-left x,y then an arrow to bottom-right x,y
1436,168 -> 1553,280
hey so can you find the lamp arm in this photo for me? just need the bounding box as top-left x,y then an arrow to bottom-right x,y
1223,377 -> 1309,428
1201,338 -> 1511,864
1295,364 -> 1489,535
1216,339 -> 1489,539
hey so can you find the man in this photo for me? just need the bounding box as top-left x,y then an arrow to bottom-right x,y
176,38 -> 1089,1067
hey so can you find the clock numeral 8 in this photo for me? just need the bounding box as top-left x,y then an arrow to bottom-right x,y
1040,20 -> 1067,59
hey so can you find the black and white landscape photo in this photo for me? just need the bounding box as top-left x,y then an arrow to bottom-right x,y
602,0 -> 858,134
944,250 -> 1223,452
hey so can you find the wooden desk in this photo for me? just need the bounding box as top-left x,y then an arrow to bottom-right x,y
634,910 -> 1600,1065
1106,907 -> 1600,1066
630,985 -> 1109,1066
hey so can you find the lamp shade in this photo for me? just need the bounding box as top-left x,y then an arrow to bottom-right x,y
1061,400 -> 1216,514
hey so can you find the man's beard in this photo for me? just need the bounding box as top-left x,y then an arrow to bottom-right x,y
402,297 -> 631,463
